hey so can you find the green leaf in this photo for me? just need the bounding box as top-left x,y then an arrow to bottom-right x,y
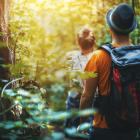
78,109 -> 97,117
4,89 -> 16,97
51,132 -> 65,140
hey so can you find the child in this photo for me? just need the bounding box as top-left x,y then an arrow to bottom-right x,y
65,27 -> 96,127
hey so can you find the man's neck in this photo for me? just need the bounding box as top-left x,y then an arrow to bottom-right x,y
112,35 -> 131,47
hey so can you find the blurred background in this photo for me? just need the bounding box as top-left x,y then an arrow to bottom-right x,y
0,0 -> 140,139
9,0 -> 140,107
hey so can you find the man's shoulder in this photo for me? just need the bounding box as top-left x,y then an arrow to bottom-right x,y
91,48 -> 110,60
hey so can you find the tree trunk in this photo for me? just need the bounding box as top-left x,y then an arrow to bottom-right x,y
0,1 -> 17,122
0,0 -> 11,82
131,0 -> 135,14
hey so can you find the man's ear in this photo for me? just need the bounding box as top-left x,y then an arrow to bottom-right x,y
109,28 -> 116,40
109,29 -> 113,36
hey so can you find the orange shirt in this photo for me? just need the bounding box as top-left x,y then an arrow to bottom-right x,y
85,49 -> 111,128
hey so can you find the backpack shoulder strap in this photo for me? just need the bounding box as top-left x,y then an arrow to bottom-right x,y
100,44 -> 113,56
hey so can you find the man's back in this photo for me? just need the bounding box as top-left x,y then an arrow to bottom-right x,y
85,49 -> 111,128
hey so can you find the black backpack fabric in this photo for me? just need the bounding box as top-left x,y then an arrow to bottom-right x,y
98,44 -> 140,130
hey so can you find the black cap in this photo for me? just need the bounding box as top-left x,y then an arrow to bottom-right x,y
106,3 -> 137,34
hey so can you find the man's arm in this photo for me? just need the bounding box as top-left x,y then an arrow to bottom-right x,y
80,77 -> 98,123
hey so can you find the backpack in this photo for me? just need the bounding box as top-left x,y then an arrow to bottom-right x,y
99,44 -> 140,130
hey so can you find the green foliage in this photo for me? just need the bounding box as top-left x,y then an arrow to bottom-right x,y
0,0 -> 139,139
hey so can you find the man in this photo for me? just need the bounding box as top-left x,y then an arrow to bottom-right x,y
80,3 -> 139,140
65,27 -> 96,128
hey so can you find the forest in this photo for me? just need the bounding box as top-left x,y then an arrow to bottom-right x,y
0,0 -> 140,139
